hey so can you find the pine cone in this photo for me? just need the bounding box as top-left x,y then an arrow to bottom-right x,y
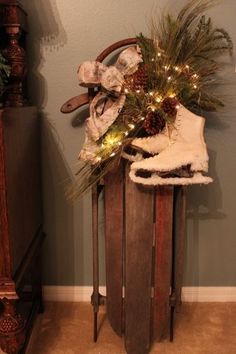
126,64 -> 148,91
161,97 -> 179,117
143,110 -> 166,135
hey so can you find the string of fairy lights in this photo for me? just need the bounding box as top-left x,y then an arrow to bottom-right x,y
71,2 -> 233,198
94,56 -> 202,162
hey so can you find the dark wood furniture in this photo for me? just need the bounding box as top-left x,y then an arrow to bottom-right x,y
0,108 -> 44,354
0,2 -> 44,354
0,0 -> 27,106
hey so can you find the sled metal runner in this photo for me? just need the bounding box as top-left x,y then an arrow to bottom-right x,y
91,184 -> 105,342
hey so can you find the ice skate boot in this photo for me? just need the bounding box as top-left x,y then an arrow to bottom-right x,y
122,124 -> 171,161
129,105 -> 213,185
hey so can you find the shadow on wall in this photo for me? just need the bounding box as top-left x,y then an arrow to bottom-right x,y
41,118 -> 85,285
187,112 -> 229,221
21,0 -> 89,284
185,148 -> 224,286
185,102 -> 235,285
23,0 -> 67,107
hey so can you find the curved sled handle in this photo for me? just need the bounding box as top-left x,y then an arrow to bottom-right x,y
95,37 -> 137,62
60,93 -> 89,113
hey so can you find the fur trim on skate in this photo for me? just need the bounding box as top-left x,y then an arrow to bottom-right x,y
130,151 -> 209,173
131,129 -> 170,155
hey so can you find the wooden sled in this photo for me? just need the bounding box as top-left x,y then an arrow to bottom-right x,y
61,38 -> 187,354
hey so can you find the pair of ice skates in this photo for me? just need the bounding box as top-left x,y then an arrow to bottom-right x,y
125,105 -> 213,186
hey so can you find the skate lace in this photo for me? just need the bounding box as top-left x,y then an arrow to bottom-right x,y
170,112 -> 181,144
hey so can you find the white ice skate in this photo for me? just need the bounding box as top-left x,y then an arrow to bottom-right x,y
129,105 -> 213,186
121,124 -> 170,161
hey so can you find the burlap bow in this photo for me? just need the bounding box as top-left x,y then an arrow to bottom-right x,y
78,46 -> 143,163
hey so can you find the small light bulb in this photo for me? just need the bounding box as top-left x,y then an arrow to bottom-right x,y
155,96 -> 161,103
151,58 -> 155,62
185,64 -> 190,70
125,131 -> 129,136
193,84 -> 197,89
107,138 -> 115,145
149,91 -> 154,96
157,52 -> 161,57
124,88 -> 129,94
169,93 -> 176,98
136,89 -> 140,93
164,65 -> 168,70
118,142 -> 122,146
128,123 -> 135,130
174,66 -> 179,71
167,76 -> 172,81
110,152 -> 116,157
176,104 -> 180,109
140,116 -> 145,121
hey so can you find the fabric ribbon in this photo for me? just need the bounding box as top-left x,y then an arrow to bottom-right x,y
78,46 -> 143,163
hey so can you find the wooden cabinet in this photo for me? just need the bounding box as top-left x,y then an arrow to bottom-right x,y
0,108 -> 44,354
0,2 -> 44,352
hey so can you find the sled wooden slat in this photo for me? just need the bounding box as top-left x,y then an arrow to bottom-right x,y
154,186 -> 174,341
104,163 -> 124,337
174,186 -> 187,311
124,165 -> 154,354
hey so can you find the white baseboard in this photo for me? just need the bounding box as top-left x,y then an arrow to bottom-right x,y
43,286 -> 236,302
43,286 -> 106,302
181,287 -> 236,302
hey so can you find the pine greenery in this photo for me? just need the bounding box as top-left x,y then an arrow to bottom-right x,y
138,0 -> 233,112
69,0 -> 234,199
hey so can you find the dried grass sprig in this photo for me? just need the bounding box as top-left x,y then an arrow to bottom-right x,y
138,0 -> 233,113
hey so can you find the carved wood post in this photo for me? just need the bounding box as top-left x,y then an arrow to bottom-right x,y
3,26 -> 26,106
0,1 -> 28,106
0,298 -> 25,354
0,110 -> 25,353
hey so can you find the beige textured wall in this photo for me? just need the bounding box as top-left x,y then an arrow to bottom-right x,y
22,0 -> 236,286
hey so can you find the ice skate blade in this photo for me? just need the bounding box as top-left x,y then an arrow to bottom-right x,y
121,149 -> 154,162
121,151 -> 143,162
129,170 -> 213,186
